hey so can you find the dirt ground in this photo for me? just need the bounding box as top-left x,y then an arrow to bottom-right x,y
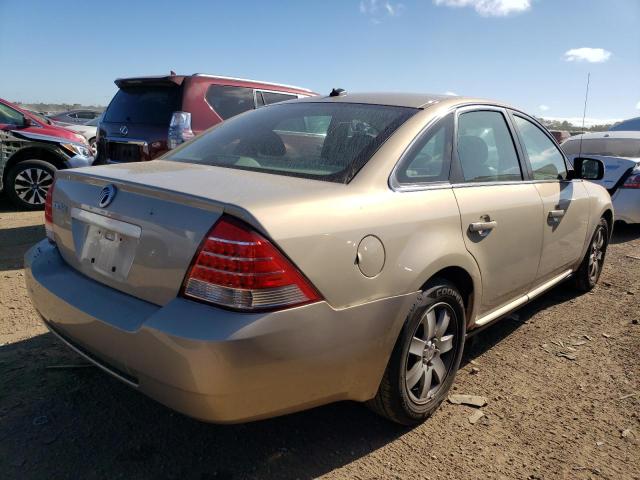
1,194 -> 639,480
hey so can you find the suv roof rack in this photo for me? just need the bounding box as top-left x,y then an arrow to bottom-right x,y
192,73 -> 313,93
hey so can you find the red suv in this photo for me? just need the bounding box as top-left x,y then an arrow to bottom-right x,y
96,73 -> 316,164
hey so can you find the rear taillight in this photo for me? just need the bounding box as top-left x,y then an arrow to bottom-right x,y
44,178 -> 56,243
181,216 -> 322,311
622,169 -> 640,189
167,111 -> 194,149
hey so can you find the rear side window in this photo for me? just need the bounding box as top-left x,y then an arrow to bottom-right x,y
164,102 -> 417,183
206,85 -> 255,120
457,110 -> 522,182
562,137 -> 640,158
395,114 -> 453,184
104,87 -> 181,125
513,115 -> 567,180
262,91 -> 298,105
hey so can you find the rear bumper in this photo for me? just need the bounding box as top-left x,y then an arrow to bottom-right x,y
25,240 -> 416,423
612,189 -> 640,224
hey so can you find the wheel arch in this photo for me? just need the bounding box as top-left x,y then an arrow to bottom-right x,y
2,146 -> 66,188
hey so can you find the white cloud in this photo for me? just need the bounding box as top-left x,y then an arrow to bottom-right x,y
540,116 -> 622,128
564,47 -> 612,63
444,91 -> 459,96
360,0 -> 404,20
539,104 -> 550,112
635,100 -> 640,110
434,0 -> 531,17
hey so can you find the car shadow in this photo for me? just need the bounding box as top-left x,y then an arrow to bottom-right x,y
0,225 -> 44,271
610,221 -> 640,244
0,195 -> 20,213
1,282 -> 587,479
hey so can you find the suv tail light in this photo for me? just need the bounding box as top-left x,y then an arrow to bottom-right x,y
622,167 -> 640,189
167,111 -> 194,149
181,216 -> 322,311
44,178 -> 56,243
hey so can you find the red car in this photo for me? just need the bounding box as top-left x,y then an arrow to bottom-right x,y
96,73 -> 316,163
1,98 -> 93,209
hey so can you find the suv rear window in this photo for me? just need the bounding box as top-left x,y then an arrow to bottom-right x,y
562,137 -> 640,158
104,86 -> 181,125
164,102 -> 417,183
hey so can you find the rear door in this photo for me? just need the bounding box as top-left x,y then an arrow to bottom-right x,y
510,113 -> 589,281
451,107 -> 543,317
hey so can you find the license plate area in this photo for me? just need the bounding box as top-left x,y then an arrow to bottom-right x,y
107,142 -> 141,163
71,208 -> 141,281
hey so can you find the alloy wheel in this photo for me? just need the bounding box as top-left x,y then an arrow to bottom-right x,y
405,302 -> 457,404
14,167 -> 53,205
588,227 -> 605,283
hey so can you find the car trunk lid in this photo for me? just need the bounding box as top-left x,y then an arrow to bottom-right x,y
49,161 -> 344,306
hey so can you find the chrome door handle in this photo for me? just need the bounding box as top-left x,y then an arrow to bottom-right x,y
469,221 -> 497,234
548,209 -> 566,219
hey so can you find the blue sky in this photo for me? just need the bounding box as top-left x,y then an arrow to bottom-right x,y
0,0 -> 638,125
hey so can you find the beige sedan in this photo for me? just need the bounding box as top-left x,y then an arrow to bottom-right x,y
26,92 -> 612,425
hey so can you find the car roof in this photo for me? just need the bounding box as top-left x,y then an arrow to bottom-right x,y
564,131 -> 640,141
292,92 -> 511,110
114,74 -> 314,95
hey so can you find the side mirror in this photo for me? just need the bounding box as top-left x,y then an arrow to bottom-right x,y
571,157 -> 605,181
22,117 -> 33,127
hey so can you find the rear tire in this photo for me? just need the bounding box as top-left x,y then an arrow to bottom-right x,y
6,160 -> 57,211
573,217 -> 608,292
367,279 -> 466,425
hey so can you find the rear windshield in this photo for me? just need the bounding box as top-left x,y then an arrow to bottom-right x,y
103,86 -> 181,125
164,102 -> 417,183
562,137 -> 640,158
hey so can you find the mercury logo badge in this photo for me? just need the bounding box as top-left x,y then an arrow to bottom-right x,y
119,125 -> 128,136
98,184 -> 117,208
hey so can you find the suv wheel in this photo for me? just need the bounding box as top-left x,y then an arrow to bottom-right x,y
573,218 -> 609,292
367,279 -> 466,425
6,160 -> 56,210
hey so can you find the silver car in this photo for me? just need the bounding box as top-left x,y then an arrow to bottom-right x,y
562,131 -> 640,224
26,93 -> 612,425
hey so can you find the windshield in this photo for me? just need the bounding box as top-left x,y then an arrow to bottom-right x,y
562,137 -> 640,158
164,102 -> 417,183
104,86 -> 181,125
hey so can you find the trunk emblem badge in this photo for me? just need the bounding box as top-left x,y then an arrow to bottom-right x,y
98,185 -> 117,208
119,125 -> 128,136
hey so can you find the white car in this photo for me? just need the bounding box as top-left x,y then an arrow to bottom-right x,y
562,131 -> 640,224
64,115 -> 101,152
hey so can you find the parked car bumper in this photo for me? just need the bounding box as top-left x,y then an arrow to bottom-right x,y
24,240 -> 416,423
612,189 -> 640,224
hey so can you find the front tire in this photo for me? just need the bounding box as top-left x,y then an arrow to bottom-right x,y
573,218 -> 609,292
6,160 -> 56,210
367,279 -> 466,425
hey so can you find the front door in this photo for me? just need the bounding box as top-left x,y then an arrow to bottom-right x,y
510,113 -> 590,282
452,108 -> 543,317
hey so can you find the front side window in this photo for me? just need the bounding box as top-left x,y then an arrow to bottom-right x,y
395,114 -> 453,184
457,110 -> 522,182
165,102 -> 417,183
205,85 -> 255,120
0,103 -> 24,125
514,115 -> 567,180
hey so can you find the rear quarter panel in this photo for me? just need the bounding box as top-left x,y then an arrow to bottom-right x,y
245,185 -> 480,319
